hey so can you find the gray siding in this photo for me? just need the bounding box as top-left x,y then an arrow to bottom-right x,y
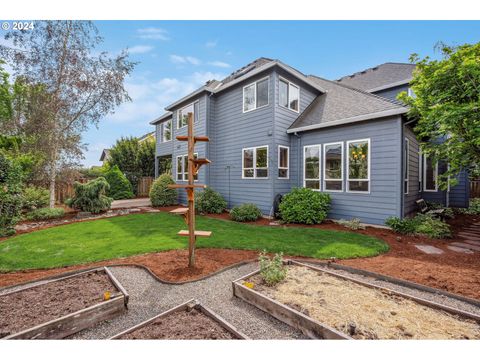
403,125 -> 420,216
291,116 -> 403,225
449,170 -> 469,208
373,84 -> 409,102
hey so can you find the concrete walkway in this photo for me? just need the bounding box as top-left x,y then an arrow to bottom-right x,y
111,198 -> 152,209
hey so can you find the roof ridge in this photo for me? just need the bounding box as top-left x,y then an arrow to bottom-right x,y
336,62 -> 415,81
308,75 -> 406,107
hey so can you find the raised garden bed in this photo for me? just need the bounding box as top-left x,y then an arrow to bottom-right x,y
111,299 -> 248,340
233,260 -> 480,340
0,267 -> 128,339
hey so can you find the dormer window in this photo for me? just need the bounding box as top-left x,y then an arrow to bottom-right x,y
279,78 -> 299,112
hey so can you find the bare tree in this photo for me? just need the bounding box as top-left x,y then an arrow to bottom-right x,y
0,21 -> 135,207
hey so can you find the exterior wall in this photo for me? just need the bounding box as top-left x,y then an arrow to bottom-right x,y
291,116 -> 403,225
403,124 -> 421,216
449,170 -> 469,208
372,84 -> 409,102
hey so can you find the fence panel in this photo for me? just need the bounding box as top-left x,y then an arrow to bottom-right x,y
137,176 -> 154,197
471,180 -> 480,198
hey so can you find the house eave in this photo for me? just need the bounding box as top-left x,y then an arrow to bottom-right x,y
165,87 -> 212,111
286,108 -> 408,134
367,78 -> 412,93
150,112 -> 173,125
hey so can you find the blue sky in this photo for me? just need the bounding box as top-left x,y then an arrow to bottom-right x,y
82,20 -> 480,167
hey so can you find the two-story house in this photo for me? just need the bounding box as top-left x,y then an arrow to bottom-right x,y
150,58 -> 469,225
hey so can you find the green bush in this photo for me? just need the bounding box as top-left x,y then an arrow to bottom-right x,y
26,207 -> 65,221
68,177 -> 113,214
279,188 -> 331,224
0,153 -> 24,236
458,198 -> 480,215
196,187 -> 227,214
336,218 -> 365,230
259,252 -> 287,286
385,214 -> 451,239
230,203 -> 262,222
149,174 -> 177,207
104,165 -> 134,200
22,186 -> 49,210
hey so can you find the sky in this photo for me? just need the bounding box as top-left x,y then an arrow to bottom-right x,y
75,21 -> 480,167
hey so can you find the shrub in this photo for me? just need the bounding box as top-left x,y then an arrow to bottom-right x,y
22,186 -> 49,210
385,216 -> 417,235
26,207 -> 65,221
104,165 -> 134,200
385,214 -> 451,238
259,252 -> 287,286
68,177 -> 113,214
458,198 -> 480,215
230,203 -> 262,222
0,153 -> 24,236
196,187 -> 227,214
149,174 -> 177,207
336,218 -> 365,230
279,188 -> 331,224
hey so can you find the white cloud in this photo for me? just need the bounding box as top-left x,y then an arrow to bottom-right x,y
208,61 -> 231,68
128,45 -> 154,54
137,27 -> 169,41
205,40 -> 217,48
169,54 -> 201,65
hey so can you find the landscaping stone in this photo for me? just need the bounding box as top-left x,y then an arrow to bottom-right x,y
451,242 -> 480,252
447,246 -> 474,254
465,240 -> 480,246
414,245 -> 444,255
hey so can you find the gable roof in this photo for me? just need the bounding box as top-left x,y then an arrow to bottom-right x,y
99,149 -> 110,162
138,131 -> 155,143
287,76 -> 407,133
336,63 -> 416,92
150,111 -> 172,125
163,57 -> 326,111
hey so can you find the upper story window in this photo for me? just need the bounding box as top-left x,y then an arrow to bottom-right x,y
242,145 -> 268,179
347,139 -> 370,193
279,78 -> 299,112
177,102 -> 195,129
407,87 -> 416,98
278,145 -> 289,179
243,77 -> 269,113
324,142 -> 343,192
161,119 -> 172,142
304,145 -> 321,190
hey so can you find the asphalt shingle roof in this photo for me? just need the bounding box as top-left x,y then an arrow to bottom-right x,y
336,62 -> 416,92
288,76 -> 407,132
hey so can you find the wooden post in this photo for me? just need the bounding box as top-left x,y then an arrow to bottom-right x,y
187,113 -> 196,267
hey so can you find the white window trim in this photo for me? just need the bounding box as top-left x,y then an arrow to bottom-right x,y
279,76 -> 300,113
242,76 -> 269,113
323,142 -> 344,192
303,144 -> 321,191
176,153 -> 199,182
404,138 -> 409,195
242,145 -> 269,179
418,152 -> 423,192
177,102 -> 196,129
161,119 -> 172,143
423,156 -> 438,192
277,145 -> 289,179
346,138 -> 371,194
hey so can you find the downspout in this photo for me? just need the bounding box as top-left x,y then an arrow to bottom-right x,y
294,132 -> 302,187
402,118 -> 416,218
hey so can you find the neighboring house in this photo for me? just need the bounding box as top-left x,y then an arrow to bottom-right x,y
150,58 -> 469,225
99,131 -> 156,164
99,149 -> 111,165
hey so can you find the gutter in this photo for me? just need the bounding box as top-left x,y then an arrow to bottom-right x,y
287,108 -> 408,134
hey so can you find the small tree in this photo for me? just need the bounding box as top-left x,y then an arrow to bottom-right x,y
149,174 -> 177,207
104,165 -> 134,200
138,139 -> 156,178
68,177 -> 112,213
398,42 -> 480,187
108,137 -> 142,194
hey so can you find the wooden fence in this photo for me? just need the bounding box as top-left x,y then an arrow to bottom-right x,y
137,176 -> 154,197
471,180 -> 480,198
55,179 -> 87,204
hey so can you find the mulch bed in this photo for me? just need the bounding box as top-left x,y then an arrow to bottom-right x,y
119,308 -> 236,340
0,271 -> 116,338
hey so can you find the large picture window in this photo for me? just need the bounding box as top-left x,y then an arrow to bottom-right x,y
347,139 -> 370,192
304,145 -> 321,190
177,102 -> 195,129
323,142 -> 343,191
242,146 -> 268,178
278,145 -> 289,179
404,138 -> 409,194
279,78 -> 299,112
423,156 -> 438,192
161,119 -> 172,142
176,153 -> 198,181
243,77 -> 269,112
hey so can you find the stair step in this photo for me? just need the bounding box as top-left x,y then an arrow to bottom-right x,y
178,230 -> 212,237
170,208 -> 189,214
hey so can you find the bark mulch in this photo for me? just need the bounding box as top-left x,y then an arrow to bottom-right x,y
0,271 -> 116,338
118,308 -> 236,340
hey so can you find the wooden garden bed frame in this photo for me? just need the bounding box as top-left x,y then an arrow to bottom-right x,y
110,299 -> 249,339
2,267 -> 129,339
232,260 -> 480,339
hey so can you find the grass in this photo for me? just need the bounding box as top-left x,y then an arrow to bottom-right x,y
0,212 -> 389,272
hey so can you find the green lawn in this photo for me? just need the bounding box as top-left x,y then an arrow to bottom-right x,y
0,212 -> 389,271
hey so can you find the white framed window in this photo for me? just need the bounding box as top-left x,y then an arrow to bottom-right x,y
279,78 -> 300,112
243,77 -> 269,113
323,142 -> 343,192
418,152 -> 423,192
407,87 -> 416,98
347,139 -> 370,193
404,138 -> 409,195
423,156 -> 438,192
242,146 -> 268,179
303,145 -> 321,190
176,153 -> 198,181
278,145 -> 289,179
177,102 -> 195,129
161,119 -> 172,142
